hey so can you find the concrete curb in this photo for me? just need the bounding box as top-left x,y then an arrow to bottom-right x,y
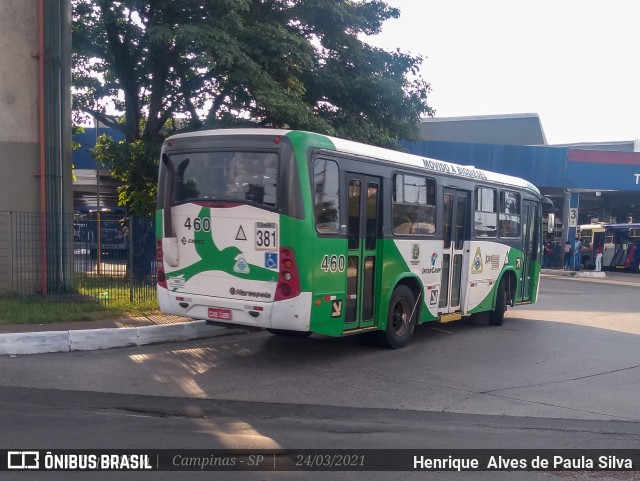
542,269 -> 608,279
0,321 -> 240,356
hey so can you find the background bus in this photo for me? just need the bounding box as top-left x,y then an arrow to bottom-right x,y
156,129 -> 548,348
577,223 -> 614,269
605,223 -> 640,271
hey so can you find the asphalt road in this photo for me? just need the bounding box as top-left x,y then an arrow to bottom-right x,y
0,273 -> 639,480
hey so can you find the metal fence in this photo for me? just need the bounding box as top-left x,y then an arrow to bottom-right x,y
0,211 -> 156,305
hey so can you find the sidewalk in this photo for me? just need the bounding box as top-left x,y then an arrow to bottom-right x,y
0,313 -> 246,356
1,269 -> 637,356
542,267 -> 640,286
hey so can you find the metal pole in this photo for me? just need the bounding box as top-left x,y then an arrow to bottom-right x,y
95,118 -> 101,276
129,216 -> 134,303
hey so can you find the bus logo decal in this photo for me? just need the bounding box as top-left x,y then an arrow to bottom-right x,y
235,226 -> 247,241
486,254 -> 500,270
331,300 -> 343,317
168,275 -> 185,291
429,290 -> 439,306
472,247 -> 483,274
410,244 -> 420,266
233,254 -> 250,274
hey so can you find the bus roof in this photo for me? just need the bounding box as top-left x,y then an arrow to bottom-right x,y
605,223 -> 640,232
578,223 -> 606,230
166,128 -> 541,195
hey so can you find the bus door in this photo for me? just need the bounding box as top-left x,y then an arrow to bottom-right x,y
439,188 -> 470,314
344,173 -> 381,330
520,200 -> 538,301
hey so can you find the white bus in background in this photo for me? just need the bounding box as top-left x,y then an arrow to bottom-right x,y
577,224 -> 614,269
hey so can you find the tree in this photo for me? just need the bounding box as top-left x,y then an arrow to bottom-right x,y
73,0 -> 433,214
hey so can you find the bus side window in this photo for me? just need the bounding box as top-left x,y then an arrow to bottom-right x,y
499,190 -> 521,238
392,174 -> 435,235
392,174 -> 436,235
313,159 -> 340,234
474,187 -> 497,238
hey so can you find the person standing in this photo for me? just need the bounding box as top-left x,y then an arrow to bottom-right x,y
573,237 -> 582,271
595,243 -> 604,272
564,241 -> 572,270
543,242 -> 553,268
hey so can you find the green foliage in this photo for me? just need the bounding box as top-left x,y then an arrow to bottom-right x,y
93,135 -> 159,215
73,0 -> 433,213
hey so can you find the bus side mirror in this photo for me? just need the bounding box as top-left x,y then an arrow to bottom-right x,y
547,213 -> 555,233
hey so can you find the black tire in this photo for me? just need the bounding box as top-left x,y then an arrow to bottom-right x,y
489,279 -> 507,326
374,285 -> 417,349
266,328 -> 312,338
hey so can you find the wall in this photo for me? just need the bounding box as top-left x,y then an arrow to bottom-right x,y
0,0 -> 40,213
0,0 -> 73,295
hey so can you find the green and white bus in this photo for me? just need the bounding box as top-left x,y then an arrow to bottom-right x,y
156,129 -> 546,348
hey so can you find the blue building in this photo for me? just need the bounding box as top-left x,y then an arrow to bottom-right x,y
407,114 -> 640,243
72,125 -> 125,212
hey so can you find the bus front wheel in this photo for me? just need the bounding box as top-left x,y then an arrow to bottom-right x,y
489,279 -> 507,326
374,285 -> 417,349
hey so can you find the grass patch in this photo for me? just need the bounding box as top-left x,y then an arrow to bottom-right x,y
0,273 -> 160,325
0,295 -> 160,326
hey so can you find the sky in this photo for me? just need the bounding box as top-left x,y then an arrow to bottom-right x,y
366,0 -> 640,145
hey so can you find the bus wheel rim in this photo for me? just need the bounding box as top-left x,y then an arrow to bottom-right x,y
391,299 -> 410,335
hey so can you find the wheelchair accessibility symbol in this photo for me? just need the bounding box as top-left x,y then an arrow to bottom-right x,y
265,252 -> 278,269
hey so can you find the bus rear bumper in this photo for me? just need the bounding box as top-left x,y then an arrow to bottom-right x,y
157,287 -> 311,331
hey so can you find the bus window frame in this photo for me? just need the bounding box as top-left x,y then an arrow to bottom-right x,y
474,186 -> 498,238
391,171 -> 437,237
313,157 -> 341,235
498,189 -> 522,239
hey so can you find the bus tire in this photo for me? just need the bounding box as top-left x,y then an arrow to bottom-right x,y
374,285 -> 417,349
266,328 -> 312,339
489,279 -> 507,326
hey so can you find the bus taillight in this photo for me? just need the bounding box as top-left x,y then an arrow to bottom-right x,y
156,239 -> 167,288
275,247 -> 300,301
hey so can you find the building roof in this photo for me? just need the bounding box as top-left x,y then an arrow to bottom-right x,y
420,113 -> 547,146
550,140 -> 640,152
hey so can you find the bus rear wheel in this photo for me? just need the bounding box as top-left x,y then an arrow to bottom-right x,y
489,279 -> 507,326
374,285 -> 417,349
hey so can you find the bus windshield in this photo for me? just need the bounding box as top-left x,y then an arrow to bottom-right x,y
163,151 -> 279,208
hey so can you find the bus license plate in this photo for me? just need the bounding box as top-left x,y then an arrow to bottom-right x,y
208,308 -> 232,321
